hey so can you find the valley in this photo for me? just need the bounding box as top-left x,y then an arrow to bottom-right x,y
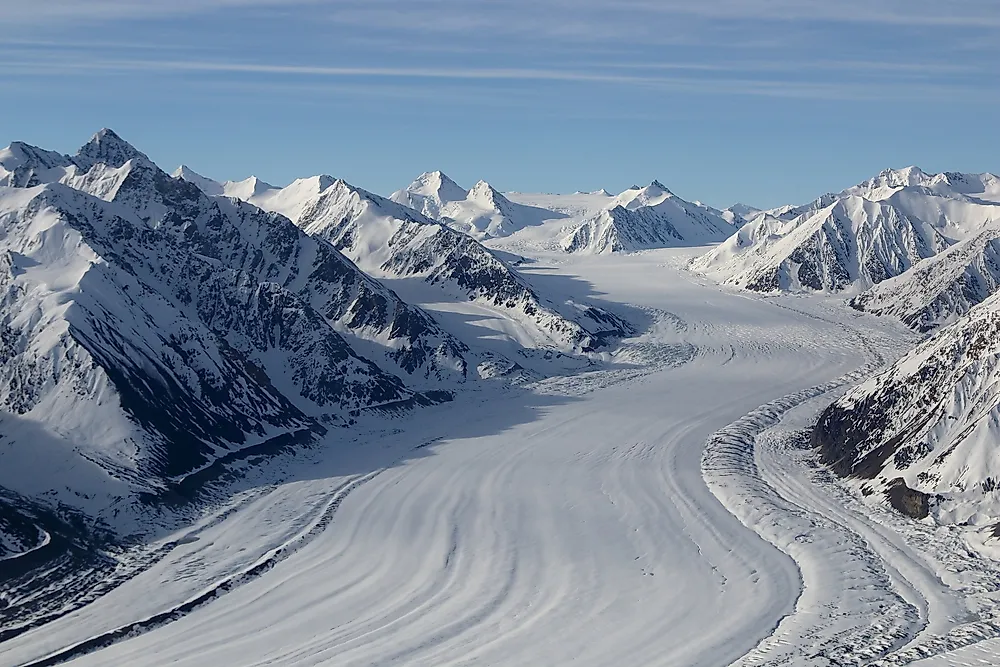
2,132 -> 1000,666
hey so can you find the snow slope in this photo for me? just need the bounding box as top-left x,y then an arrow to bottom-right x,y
693,196 -> 949,292
390,171 -> 566,239
5,250 -> 998,666
815,288 -> 1000,526
693,167 -> 1000,294
12,131 -> 471,386
179,169 -> 633,355
850,226 -> 1000,332
0,131 -> 490,532
562,181 -> 736,254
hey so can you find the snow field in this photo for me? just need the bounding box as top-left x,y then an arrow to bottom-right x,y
3,249 -> 999,666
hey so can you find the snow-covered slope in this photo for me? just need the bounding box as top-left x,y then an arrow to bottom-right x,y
0,130 -> 503,524
183,170 -> 632,354
723,203 -> 760,225
814,289 -> 1000,523
390,171 -> 566,239
850,226 -> 1000,332
389,170 -> 467,219
562,181 -> 736,254
845,165 -> 1000,206
693,196 -> 948,292
0,181 -> 429,524
11,131 -> 471,387
693,167 -> 1000,293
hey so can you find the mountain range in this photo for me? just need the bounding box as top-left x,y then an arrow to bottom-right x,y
4,131 -> 1000,571
0,131 -> 640,537
692,167 -> 1000,304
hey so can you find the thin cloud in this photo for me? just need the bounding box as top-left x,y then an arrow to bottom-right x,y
5,55 -> 999,103
7,0 -> 1000,29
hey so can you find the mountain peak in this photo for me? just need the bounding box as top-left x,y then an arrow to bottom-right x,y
470,179 -> 495,194
75,128 -> 147,169
468,179 -> 512,209
225,175 -> 276,199
396,171 -> 467,212
173,165 -> 224,196
286,174 -> 337,194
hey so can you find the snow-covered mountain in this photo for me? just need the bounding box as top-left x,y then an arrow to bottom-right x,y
561,181 -> 736,254
693,167 -> 1000,293
0,131 -> 494,525
390,171 -> 565,239
814,288 -> 1000,524
181,170 -> 632,354
720,203 -> 759,227
693,196 -> 948,292
4,132 -> 471,387
389,170 -> 467,219
849,226 -> 1000,332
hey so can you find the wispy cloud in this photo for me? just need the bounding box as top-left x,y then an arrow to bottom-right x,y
9,0 -> 1000,29
5,55 -> 998,103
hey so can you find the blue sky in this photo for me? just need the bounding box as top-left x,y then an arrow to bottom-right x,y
2,0 -> 999,208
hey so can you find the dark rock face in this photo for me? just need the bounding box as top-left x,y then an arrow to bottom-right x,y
812,395 -> 935,481
4,133 -> 470,385
885,478 -> 932,519
3,186 -> 413,484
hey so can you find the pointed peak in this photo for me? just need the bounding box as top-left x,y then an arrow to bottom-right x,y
315,174 -> 336,191
324,176 -> 372,200
223,175 -> 276,199
173,164 -> 224,196
468,179 -> 510,206
75,128 -> 147,169
416,170 -> 459,186
286,174 -> 337,193
402,170 -> 466,204
644,180 -> 674,197
173,164 -> 203,180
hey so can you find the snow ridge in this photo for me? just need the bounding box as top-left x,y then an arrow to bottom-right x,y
693,167 -> 1000,295
815,288 -> 1000,526
187,171 -> 633,354
390,172 -> 567,239
562,181 -> 736,254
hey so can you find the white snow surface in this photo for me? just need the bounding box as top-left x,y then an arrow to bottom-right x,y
850,225 -> 1000,331
823,287 -> 1000,528
561,181 -> 736,254
389,172 -> 567,240
177,169 -> 628,357
693,167 -> 1000,296
7,249 -> 1000,666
